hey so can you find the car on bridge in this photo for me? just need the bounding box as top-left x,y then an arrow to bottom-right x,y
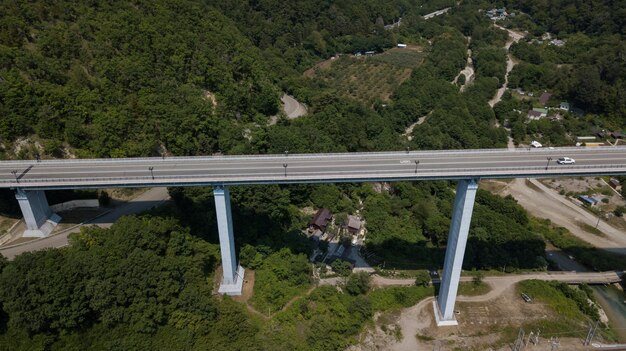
556,157 -> 576,164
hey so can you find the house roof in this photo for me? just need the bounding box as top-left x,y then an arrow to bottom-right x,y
527,110 -> 543,118
310,208 -> 332,229
346,215 -> 361,230
539,92 -> 552,105
579,195 -> 599,205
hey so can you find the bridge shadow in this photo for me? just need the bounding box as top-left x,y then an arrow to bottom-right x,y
153,189 -> 312,256
362,236 -> 549,273
54,200 -> 169,226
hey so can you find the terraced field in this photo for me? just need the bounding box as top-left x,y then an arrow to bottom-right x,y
309,47 -> 426,105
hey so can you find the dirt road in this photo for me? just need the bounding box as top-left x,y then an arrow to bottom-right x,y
0,187 -> 170,259
352,270 -> 619,351
454,46 -> 474,92
503,178 -> 626,254
281,94 -> 307,118
488,25 -> 525,107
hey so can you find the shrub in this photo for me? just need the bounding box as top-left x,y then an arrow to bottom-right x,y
98,191 -> 110,207
346,272 -> 371,295
331,259 -> 352,276
414,270 -> 431,287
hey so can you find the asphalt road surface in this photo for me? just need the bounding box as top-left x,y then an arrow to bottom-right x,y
1,147 -> 626,189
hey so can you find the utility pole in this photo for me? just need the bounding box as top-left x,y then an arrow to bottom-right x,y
584,321 -> 599,346
283,163 -> 288,177
533,330 -> 541,346
414,160 -> 420,174
525,331 -> 533,349
550,337 -> 559,350
513,328 -> 525,351
11,170 -> 18,183
149,166 -> 154,179
545,156 -> 552,170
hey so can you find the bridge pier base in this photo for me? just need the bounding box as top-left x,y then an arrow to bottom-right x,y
15,189 -> 61,238
213,185 -> 244,296
435,179 -> 478,326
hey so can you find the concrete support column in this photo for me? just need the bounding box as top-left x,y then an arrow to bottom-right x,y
434,179 -> 479,326
15,189 -> 61,237
213,185 -> 244,295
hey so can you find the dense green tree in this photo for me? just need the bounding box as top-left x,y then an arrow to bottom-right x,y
414,270 -> 431,287
345,272 -> 371,295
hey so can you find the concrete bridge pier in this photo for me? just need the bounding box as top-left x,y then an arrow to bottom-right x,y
434,179 -> 479,326
213,185 -> 244,295
15,189 -> 61,237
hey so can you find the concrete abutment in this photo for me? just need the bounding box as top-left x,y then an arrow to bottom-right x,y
15,189 -> 61,237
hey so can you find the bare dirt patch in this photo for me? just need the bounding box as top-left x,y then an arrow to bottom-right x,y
103,188 -> 149,201
479,179 -> 513,193
303,57 -> 337,78
540,177 -> 606,194
540,177 -> 626,229
232,269 -> 255,304
353,283 -> 594,351
0,216 -> 19,235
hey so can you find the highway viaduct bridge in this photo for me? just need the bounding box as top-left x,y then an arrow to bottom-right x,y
2,146 -> 626,326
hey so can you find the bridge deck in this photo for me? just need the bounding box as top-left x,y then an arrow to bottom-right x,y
1,147 -> 626,190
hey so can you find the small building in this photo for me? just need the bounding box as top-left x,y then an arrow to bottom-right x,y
364,51 -> 376,56
559,102 -> 570,111
397,43 -> 407,48
533,107 -> 548,116
579,195 -> 599,206
310,208 -> 332,232
344,215 -> 362,234
527,110 -> 543,120
539,92 -> 552,106
609,178 -> 620,189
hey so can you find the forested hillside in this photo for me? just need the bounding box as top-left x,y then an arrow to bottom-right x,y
1,1 -> 284,157
1,0 -> 625,349
0,0 -> 435,158
500,0 -> 626,121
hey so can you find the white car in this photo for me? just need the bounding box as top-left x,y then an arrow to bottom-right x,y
530,140 -> 542,148
556,157 -> 576,164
